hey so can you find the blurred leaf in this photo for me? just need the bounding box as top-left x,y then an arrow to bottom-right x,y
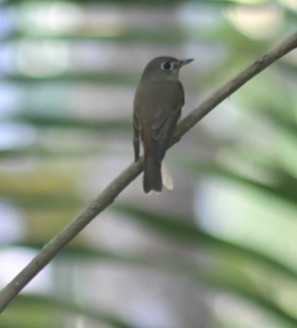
112,204 -> 297,326
5,238 -> 297,327
2,294 -> 145,328
113,204 -> 297,281
3,0 -> 235,7
3,29 -> 193,44
185,162 -> 297,207
13,114 -> 130,131
0,72 -> 138,85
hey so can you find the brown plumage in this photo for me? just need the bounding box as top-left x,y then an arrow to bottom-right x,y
133,56 -> 193,193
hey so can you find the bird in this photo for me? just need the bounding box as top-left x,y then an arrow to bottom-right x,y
133,56 -> 193,194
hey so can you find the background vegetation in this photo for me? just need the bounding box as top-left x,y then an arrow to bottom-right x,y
0,0 -> 297,327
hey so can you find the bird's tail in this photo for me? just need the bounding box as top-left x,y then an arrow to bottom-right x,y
143,157 -> 174,194
143,156 -> 162,194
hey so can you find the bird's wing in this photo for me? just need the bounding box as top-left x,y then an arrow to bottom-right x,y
132,110 -> 141,161
151,81 -> 184,162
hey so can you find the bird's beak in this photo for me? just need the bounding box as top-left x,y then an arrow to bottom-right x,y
180,58 -> 194,66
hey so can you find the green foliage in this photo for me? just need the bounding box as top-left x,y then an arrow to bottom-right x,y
1,0 -> 297,327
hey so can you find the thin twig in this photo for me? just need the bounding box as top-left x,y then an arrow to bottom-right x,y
0,31 -> 297,313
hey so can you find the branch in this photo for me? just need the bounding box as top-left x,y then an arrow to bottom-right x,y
1,31 -> 297,312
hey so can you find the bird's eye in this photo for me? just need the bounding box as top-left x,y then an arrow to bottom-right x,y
161,61 -> 172,71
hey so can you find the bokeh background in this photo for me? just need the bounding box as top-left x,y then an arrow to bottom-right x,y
1,0 -> 297,327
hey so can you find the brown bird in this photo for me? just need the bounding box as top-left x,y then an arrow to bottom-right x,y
133,56 -> 193,193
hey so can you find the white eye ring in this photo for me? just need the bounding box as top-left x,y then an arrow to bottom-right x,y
161,61 -> 173,71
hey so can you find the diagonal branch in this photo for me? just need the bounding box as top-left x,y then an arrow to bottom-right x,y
0,31 -> 297,312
